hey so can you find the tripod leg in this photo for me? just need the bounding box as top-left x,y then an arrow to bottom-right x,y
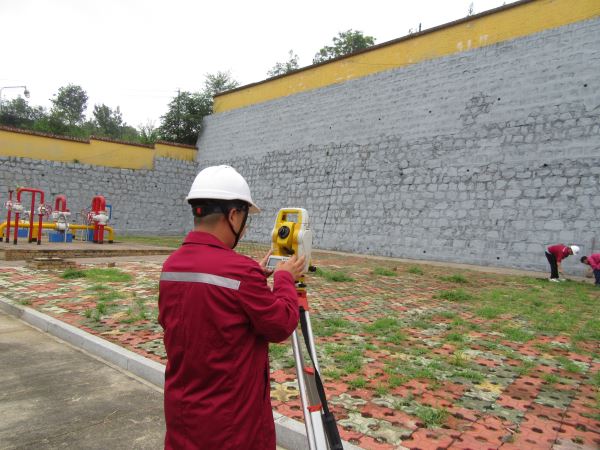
292,330 -> 317,450
302,311 -> 321,372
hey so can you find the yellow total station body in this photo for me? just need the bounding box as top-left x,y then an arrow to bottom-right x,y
267,208 -> 312,273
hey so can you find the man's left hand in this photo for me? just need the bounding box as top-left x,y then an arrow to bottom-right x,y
259,250 -> 274,277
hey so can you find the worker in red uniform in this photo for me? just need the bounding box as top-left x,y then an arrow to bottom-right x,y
159,165 -> 305,449
580,254 -> 600,286
545,244 -> 580,282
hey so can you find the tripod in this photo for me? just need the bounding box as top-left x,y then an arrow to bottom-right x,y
291,278 -> 343,450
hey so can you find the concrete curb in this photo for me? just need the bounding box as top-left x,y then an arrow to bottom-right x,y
0,296 -> 362,450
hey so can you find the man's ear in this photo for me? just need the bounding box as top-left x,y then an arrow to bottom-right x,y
227,208 -> 237,223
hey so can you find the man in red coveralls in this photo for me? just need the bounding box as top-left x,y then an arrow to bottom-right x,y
159,165 -> 305,449
580,253 -> 600,286
544,244 -> 580,282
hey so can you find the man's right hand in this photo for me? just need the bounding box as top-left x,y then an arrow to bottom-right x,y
275,254 -> 306,281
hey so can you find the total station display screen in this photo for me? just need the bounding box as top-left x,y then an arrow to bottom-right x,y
283,213 -> 298,223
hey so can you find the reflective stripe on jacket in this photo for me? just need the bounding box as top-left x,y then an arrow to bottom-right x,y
158,231 -> 299,449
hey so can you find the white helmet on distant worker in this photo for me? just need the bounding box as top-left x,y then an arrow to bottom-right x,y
570,245 -> 580,255
186,165 -> 260,213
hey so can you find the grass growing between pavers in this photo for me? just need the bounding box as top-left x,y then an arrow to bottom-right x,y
0,240 -> 599,449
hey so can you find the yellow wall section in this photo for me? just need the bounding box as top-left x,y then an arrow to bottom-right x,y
154,142 -> 197,162
0,128 -> 196,170
214,0 -> 600,113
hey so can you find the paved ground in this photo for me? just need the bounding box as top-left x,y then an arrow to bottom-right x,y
0,241 -> 598,449
0,310 -> 165,450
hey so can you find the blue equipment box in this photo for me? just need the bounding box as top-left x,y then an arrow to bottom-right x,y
48,231 -> 73,243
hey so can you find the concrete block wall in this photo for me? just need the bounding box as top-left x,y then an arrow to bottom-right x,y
198,17 -> 600,274
0,157 -> 197,236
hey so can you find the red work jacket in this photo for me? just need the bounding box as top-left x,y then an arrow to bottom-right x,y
588,253 -> 600,270
158,231 -> 299,450
547,244 -> 571,263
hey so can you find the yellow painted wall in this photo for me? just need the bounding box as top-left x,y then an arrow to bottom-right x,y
155,142 -> 197,162
0,128 -> 197,169
214,0 -> 600,113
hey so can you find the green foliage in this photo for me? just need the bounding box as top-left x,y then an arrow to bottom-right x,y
314,267 -> 354,282
204,71 -> 239,99
158,71 -> 239,145
445,332 -> 466,343
91,104 -> 125,139
415,405 -> 448,428
334,349 -> 364,374
455,368 -> 484,383
449,350 -> 469,367
87,284 -> 109,292
348,377 -> 367,389
542,373 -> 560,384
591,371 -> 600,387
476,305 -> 503,319
556,356 -> 584,373
515,359 -> 536,376
575,318 -> 600,341
61,269 -> 86,279
138,121 -> 159,145
158,90 -> 211,145
441,274 -> 468,284
407,266 -> 424,275
323,369 -> 342,380
83,268 -> 132,283
313,29 -> 376,64
50,84 -> 88,127
0,96 -> 46,129
502,327 -> 533,342
267,50 -> 300,77
364,317 -> 400,333
312,317 -> 354,336
372,267 -> 397,277
269,344 -> 288,359
436,289 -> 474,302
95,301 -> 108,315
412,316 -> 432,329
375,384 -> 389,396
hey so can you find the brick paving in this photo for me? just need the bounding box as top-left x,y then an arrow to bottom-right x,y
0,242 -> 598,449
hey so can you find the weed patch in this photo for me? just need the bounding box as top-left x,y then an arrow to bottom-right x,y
415,405 -> 448,428
436,289 -> 473,302
314,267 -> 354,282
372,267 -> 397,277
441,274 -> 468,284
407,266 -> 424,275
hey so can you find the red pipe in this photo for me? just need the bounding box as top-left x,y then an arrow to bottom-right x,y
91,195 -> 106,243
54,195 -> 68,212
4,190 -> 13,243
14,188 -> 45,245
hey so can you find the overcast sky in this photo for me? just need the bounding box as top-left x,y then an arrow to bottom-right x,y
0,0 -> 516,128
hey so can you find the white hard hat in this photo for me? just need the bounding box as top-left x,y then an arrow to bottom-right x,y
186,165 -> 260,213
570,245 -> 580,255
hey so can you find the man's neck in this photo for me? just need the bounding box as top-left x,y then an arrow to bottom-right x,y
193,225 -> 232,248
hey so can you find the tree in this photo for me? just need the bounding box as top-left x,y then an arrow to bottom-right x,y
313,29 -> 376,64
158,90 -> 211,145
0,97 -> 46,129
204,71 -> 239,99
267,50 -> 300,77
138,121 -> 159,145
50,84 -> 88,127
92,104 -> 124,139
158,71 -> 239,145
